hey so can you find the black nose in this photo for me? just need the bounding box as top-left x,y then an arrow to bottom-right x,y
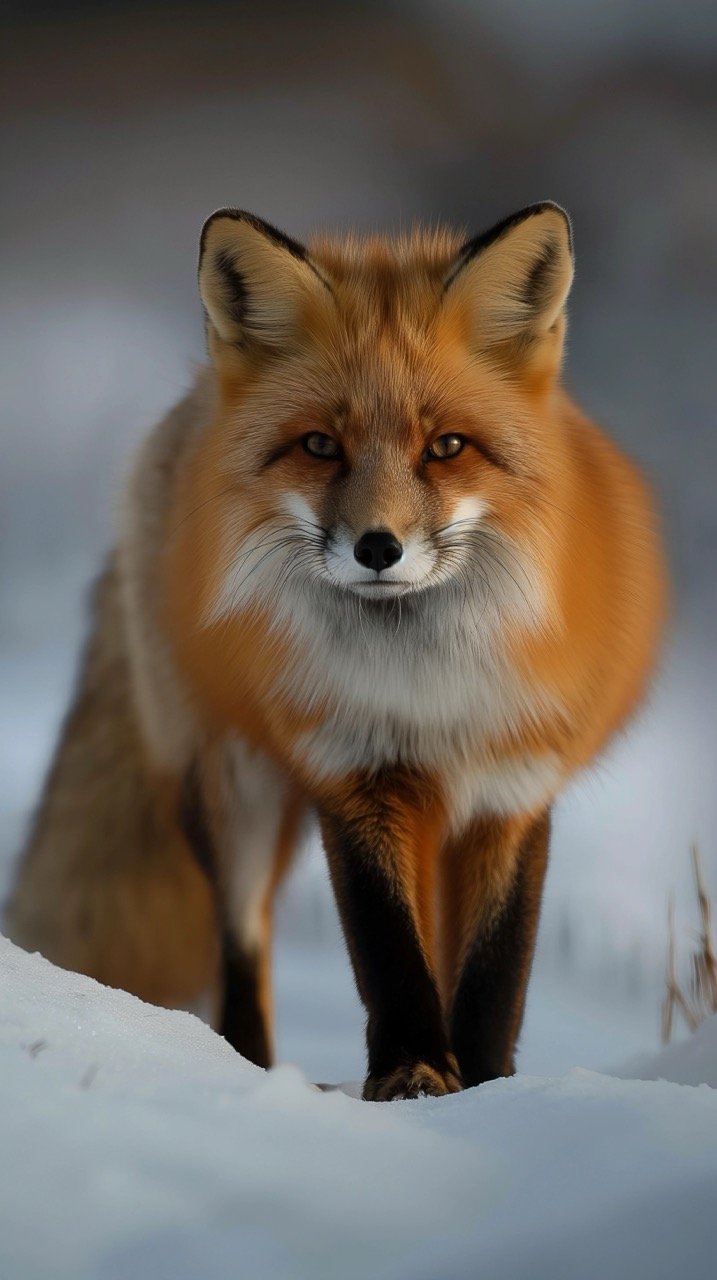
353,529 -> 403,573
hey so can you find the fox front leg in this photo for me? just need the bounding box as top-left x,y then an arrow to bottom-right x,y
180,744 -> 302,1070
442,809 -> 551,1086
319,776 -> 462,1101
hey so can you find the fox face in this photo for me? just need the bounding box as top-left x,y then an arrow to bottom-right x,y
197,206 -> 573,637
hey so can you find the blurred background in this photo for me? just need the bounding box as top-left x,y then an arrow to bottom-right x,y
1,0 -> 715,1080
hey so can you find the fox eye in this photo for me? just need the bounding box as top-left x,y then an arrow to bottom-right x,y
424,434 -> 465,462
302,432 -> 342,460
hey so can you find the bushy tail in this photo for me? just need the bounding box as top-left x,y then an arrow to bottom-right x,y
4,562 -> 217,1009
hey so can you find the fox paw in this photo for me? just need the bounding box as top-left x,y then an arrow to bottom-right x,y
363,1055 -> 463,1101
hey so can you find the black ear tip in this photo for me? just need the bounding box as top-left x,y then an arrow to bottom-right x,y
198,209 -> 308,271
198,208 -> 252,266
536,201 -> 573,255
450,202 -> 574,282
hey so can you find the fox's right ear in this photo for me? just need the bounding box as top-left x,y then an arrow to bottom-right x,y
198,209 -> 332,352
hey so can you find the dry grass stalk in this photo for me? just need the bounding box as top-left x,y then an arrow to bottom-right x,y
661,845 -> 717,1045
689,844 -> 717,1013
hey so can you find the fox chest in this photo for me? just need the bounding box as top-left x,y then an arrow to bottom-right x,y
269,620 -> 563,828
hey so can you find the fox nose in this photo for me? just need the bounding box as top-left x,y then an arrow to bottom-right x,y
354,529 -> 403,573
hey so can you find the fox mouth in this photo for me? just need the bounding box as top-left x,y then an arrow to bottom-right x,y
320,567 -> 423,601
345,580 -> 416,599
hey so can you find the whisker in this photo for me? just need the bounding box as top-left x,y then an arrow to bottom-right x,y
467,530 -> 535,615
357,596 -> 371,649
213,521 -> 328,616
432,516 -> 542,628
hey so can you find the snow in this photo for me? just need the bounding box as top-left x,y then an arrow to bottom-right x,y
1,935 -> 716,1280
614,1013 -> 717,1089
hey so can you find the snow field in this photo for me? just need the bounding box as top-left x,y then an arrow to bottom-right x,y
1,935 -> 716,1280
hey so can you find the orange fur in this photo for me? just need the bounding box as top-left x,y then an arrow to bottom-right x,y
7,207 -> 667,1090
166,216 -> 666,812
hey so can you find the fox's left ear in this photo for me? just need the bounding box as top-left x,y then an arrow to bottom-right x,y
443,202 -> 573,377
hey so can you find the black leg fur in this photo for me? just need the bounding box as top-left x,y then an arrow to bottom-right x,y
220,937 -> 272,1068
450,809 -> 551,1087
321,807 -> 460,1100
180,764 -> 273,1068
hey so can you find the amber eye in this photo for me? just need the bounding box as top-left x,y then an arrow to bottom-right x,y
302,432 -> 342,460
424,434 -> 465,462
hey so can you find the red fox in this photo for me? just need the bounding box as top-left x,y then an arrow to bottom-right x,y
6,204 -> 667,1099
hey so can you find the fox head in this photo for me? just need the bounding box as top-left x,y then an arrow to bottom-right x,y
192,204 -> 573,632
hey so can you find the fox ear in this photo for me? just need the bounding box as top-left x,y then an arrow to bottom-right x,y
443,202 -> 573,370
199,209 -> 332,350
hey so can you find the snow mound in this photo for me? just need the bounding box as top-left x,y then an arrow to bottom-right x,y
1,934 -> 717,1280
613,1012 -> 717,1088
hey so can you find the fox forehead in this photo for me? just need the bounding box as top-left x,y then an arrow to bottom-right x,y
305,320 -> 465,441
282,232 -> 480,428
307,225 -> 466,310
242,311 -> 506,445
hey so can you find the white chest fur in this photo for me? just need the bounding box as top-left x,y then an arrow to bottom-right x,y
271,577 -> 563,827
440,751 -> 563,831
207,508 -> 564,827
